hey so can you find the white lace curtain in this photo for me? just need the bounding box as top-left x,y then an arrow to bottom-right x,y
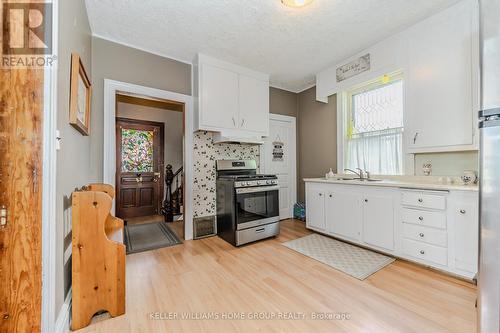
344,79 -> 404,175
345,128 -> 403,175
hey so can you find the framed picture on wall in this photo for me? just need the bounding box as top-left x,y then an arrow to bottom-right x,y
69,53 -> 92,135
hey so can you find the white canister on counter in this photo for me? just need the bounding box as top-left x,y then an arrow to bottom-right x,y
461,170 -> 477,185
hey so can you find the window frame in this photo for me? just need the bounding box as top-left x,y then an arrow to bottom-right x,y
337,71 -> 412,175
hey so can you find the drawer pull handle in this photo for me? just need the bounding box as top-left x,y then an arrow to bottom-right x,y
419,250 -> 425,255
255,228 -> 265,233
319,193 -> 322,196
419,233 -> 424,237
329,194 -> 333,198
418,216 -> 424,221
460,209 -> 466,214
418,198 -> 423,203
364,199 -> 368,203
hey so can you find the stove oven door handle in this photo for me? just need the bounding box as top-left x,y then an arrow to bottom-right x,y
235,185 -> 280,194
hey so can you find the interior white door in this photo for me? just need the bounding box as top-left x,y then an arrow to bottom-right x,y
261,114 -> 296,219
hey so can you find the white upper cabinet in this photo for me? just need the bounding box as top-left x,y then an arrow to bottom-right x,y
238,74 -> 269,133
194,54 -> 270,136
406,0 -> 477,152
200,64 -> 239,130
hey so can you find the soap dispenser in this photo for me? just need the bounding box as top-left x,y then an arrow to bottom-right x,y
326,168 -> 335,179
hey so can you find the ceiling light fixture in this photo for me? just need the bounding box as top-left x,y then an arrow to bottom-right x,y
281,0 -> 314,8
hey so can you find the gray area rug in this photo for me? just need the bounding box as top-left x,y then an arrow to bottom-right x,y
282,233 -> 395,280
124,222 -> 182,254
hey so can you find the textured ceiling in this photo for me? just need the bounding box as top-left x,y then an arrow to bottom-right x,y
85,0 -> 460,92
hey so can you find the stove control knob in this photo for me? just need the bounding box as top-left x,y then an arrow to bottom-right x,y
266,180 -> 272,185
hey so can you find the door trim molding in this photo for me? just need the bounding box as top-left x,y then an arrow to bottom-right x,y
42,0 -> 59,331
103,79 -> 194,240
260,113 -> 297,219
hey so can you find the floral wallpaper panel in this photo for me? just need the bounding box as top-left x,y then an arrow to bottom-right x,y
193,131 -> 260,218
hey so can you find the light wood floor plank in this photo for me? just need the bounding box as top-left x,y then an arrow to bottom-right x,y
74,219 -> 476,333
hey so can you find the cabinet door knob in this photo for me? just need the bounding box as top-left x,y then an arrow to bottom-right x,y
329,194 -> 332,198
418,198 -> 423,203
419,250 -> 425,255
419,233 -> 424,237
319,193 -> 322,196
418,216 -> 424,221
364,199 -> 368,203
460,209 -> 466,214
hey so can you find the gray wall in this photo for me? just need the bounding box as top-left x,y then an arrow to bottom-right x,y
116,102 -> 184,172
270,87 -> 298,117
90,37 -> 192,181
56,0 -> 92,319
297,87 -> 338,202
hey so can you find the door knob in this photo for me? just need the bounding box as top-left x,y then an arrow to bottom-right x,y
153,172 -> 161,182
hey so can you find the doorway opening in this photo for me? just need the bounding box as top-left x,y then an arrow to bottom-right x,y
115,93 -> 185,240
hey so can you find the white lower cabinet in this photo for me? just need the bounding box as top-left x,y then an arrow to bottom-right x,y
325,189 -> 362,242
305,184 -> 326,231
451,192 -> 479,275
362,192 -> 395,251
306,183 -> 395,252
304,181 -> 479,279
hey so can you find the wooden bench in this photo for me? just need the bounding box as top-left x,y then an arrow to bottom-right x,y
71,184 -> 126,330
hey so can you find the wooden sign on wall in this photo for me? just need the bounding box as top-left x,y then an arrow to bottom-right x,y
336,54 -> 370,82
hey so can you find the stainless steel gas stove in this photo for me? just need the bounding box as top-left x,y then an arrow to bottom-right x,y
216,160 -> 280,246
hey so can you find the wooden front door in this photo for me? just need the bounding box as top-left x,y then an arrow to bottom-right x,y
0,68 -> 44,331
116,118 -> 164,219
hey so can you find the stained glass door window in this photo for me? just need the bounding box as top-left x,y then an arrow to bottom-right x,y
121,128 -> 154,172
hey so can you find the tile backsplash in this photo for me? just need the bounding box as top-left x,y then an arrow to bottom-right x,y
193,131 -> 260,218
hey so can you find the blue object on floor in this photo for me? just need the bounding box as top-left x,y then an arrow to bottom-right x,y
293,202 -> 306,221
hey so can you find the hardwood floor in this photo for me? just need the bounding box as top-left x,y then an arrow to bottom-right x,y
75,219 -> 477,333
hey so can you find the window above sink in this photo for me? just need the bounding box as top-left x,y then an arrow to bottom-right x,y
340,72 -> 404,176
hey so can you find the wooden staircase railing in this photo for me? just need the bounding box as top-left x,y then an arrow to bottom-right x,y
161,164 -> 183,222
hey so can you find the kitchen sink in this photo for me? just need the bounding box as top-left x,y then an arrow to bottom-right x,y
329,177 -> 383,182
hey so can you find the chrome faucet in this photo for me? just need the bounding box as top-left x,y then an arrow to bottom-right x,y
344,168 -> 365,179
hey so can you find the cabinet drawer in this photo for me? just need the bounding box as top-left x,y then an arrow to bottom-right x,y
401,208 -> 446,229
402,239 -> 448,266
401,191 -> 446,210
402,223 -> 447,247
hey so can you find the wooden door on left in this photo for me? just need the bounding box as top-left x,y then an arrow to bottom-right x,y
0,69 -> 44,331
115,118 -> 164,219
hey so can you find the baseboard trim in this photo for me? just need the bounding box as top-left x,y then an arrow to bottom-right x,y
55,289 -> 72,333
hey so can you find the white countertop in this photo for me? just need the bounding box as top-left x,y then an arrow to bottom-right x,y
303,175 -> 478,192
